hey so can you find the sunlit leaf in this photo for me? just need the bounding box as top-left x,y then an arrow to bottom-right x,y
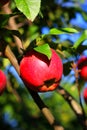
49,28 -> 78,35
34,44 -> 52,59
14,0 -> 41,21
73,30 -> 87,49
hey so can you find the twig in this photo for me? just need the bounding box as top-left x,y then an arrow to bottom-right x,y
56,49 -> 66,58
28,88 -> 64,130
71,62 -> 87,130
57,86 -> 87,130
57,86 -> 83,116
2,2 -> 24,54
4,45 -> 20,75
71,62 -> 81,96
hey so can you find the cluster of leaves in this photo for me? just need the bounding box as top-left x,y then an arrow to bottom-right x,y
0,0 -> 87,130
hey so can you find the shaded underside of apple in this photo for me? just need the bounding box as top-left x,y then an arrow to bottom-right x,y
77,56 -> 87,81
80,66 -> 87,80
20,49 -> 63,92
77,56 -> 87,69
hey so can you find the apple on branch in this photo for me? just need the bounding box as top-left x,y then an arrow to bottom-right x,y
20,48 -> 63,92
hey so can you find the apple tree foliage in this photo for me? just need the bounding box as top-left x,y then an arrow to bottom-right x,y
0,0 -> 87,130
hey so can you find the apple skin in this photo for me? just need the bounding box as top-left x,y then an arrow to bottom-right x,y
0,0 -> 9,7
20,49 -> 63,92
83,87 -> 87,104
80,66 -> 87,81
0,70 -> 7,95
77,56 -> 87,81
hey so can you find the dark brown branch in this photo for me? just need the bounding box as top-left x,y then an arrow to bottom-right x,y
27,88 -> 64,130
4,45 -> 20,75
2,3 -> 24,54
57,86 -> 82,115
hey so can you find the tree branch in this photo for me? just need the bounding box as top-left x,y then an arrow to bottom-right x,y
57,86 -> 87,130
2,2 -> 24,54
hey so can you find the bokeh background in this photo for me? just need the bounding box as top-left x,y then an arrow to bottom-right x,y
0,0 -> 87,130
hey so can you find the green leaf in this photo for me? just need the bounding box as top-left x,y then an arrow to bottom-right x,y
14,0 -> 41,21
34,44 -> 52,60
49,28 -> 78,35
63,50 -> 72,58
60,28 -> 78,33
73,30 -> 87,49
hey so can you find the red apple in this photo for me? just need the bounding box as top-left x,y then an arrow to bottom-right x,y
80,66 -> 87,81
77,56 -> 87,81
83,87 -> 87,104
20,48 -> 63,92
77,56 -> 87,69
0,70 -> 7,95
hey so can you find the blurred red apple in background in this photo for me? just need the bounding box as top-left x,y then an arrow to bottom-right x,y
0,70 -> 7,95
20,48 -> 63,92
80,66 -> 87,81
77,56 -> 87,81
